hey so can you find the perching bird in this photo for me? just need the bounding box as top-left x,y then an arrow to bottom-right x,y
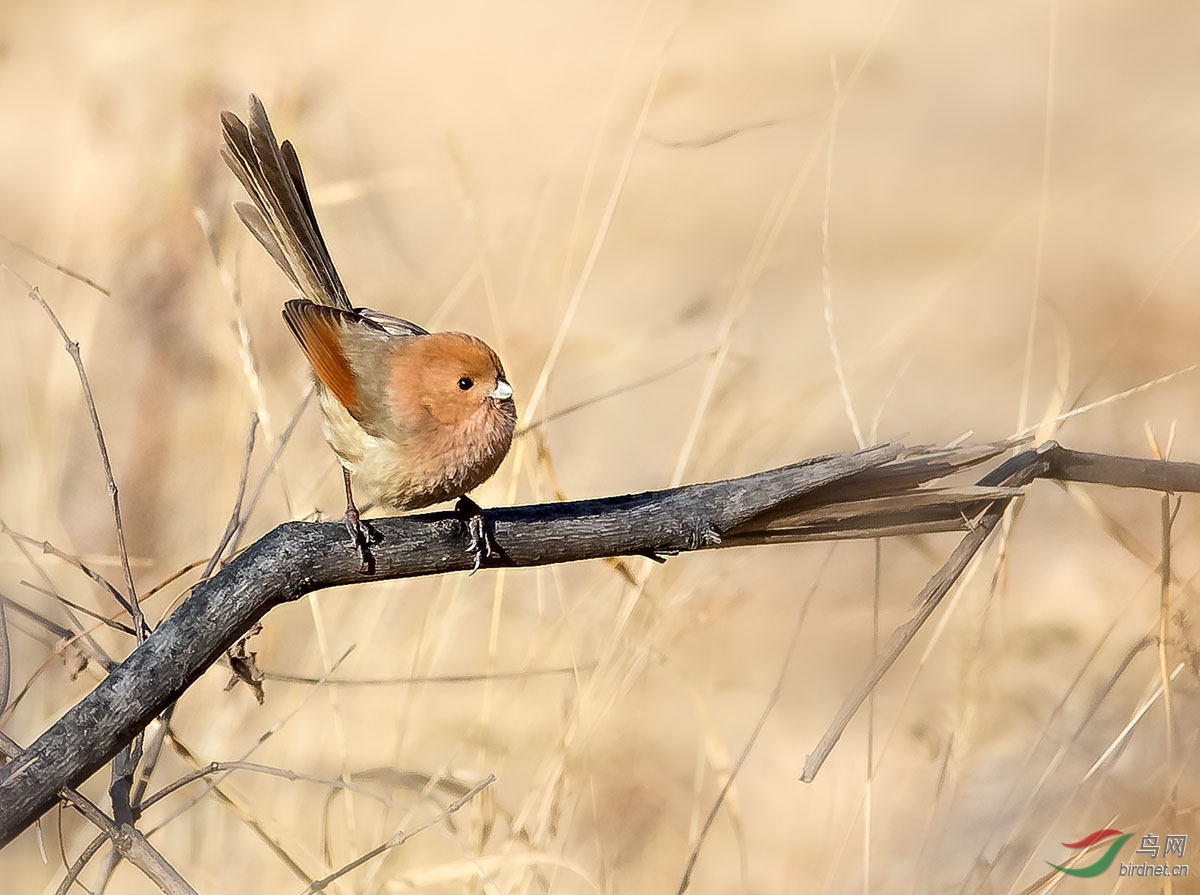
221,95 -> 516,570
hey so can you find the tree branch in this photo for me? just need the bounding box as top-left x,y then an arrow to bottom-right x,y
1,439 -> 1197,847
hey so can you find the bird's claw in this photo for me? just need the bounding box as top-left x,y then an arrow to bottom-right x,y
343,504 -> 376,573
456,496 -> 495,575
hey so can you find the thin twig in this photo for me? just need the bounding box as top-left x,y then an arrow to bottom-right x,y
143,760 -> 406,812
0,234 -> 112,296
298,774 -> 495,894
0,596 -> 125,726
259,664 -> 590,687
18,581 -> 136,635
148,559 -> 211,626
24,283 -> 141,637
205,413 -> 259,579
0,520 -> 135,622
645,114 -> 805,149
0,593 -> 78,643
0,525 -> 115,675
514,349 -> 713,437
1012,361 -> 1200,439
56,832 -> 108,895
229,387 -> 315,556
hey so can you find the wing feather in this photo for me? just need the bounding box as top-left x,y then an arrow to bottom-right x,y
281,300 -> 367,414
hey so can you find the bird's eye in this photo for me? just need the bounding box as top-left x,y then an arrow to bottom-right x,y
457,376 -> 474,391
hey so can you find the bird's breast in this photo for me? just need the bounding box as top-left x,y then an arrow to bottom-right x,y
319,388 -> 515,511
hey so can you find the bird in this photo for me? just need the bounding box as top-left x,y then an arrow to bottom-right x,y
220,95 -> 516,571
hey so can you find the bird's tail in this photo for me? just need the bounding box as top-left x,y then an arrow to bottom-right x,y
221,94 -> 351,309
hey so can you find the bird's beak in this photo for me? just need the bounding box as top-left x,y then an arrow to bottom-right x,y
489,378 -> 514,400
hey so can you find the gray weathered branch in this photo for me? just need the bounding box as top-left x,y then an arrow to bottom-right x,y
1,439 -> 1197,847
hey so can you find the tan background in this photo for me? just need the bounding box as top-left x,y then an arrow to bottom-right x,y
1,1 -> 1198,892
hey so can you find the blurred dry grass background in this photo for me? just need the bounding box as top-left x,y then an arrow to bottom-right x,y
2,1 -> 1199,892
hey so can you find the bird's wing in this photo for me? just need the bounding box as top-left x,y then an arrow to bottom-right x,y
282,300 -> 420,441
221,94 -> 352,310
281,300 -> 378,417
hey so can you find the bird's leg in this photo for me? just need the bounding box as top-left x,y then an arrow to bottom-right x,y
342,467 -> 374,572
455,495 -> 496,574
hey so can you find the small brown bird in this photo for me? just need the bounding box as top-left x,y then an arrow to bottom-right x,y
221,95 -> 516,570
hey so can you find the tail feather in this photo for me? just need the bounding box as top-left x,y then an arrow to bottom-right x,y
232,201 -> 291,274
221,95 -> 351,309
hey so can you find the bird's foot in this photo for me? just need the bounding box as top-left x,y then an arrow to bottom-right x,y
343,503 -> 376,574
455,496 -> 495,574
